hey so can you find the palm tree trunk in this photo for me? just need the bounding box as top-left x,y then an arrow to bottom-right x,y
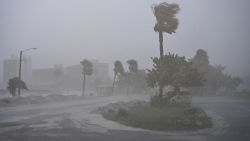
159,31 -> 164,59
82,73 -> 86,96
112,73 -> 117,94
159,31 -> 164,98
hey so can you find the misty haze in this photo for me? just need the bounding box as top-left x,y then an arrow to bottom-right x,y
0,0 -> 250,141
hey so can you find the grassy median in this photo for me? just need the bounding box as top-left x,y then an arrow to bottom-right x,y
99,101 -> 212,131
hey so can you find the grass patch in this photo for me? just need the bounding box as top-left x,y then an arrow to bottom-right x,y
100,101 -> 212,131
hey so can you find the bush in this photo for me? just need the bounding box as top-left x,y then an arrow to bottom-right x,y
184,107 -> 203,116
118,108 -> 129,117
100,101 -> 212,131
2,98 -> 11,104
150,95 -> 170,107
182,107 -> 212,128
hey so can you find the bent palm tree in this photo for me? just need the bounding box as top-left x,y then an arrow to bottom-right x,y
152,2 -> 180,97
80,59 -> 93,96
112,60 -> 124,94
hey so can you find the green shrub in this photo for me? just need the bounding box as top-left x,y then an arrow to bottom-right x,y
118,108 -> 129,117
150,95 -> 170,107
101,101 -> 212,131
2,98 -> 11,104
184,107 -> 203,116
107,109 -> 114,113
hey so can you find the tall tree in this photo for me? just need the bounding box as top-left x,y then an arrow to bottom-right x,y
112,60 -> 124,94
152,2 -> 180,97
146,53 -> 203,95
80,59 -> 93,96
126,59 -> 138,95
7,77 -> 28,96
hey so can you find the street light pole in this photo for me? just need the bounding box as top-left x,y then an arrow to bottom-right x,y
17,50 -> 22,96
17,48 -> 37,96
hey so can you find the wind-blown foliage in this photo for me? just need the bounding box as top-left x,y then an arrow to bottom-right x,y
114,61 -> 124,75
127,59 -> 138,73
192,49 -> 242,94
7,77 -> 28,96
192,49 -> 209,73
205,65 -> 242,94
222,74 -> 242,91
146,53 -> 204,91
81,59 -> 93,75
152,2 -> 180,34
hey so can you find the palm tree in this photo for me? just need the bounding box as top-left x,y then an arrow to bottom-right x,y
152,2 -> 180,97
112,60 -> 124,94
80,59 -> 93,96
126,59 -> 138,95
7,77 -> 28,96
127,59 -> 138,73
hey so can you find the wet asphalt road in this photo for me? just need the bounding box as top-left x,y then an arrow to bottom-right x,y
195,96 -> 250,141
0,95 -> 250,141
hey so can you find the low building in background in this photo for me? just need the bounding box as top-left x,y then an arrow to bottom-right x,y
31,65 -> 63,90
31,60 -> 111,94
116,69 -> 147,94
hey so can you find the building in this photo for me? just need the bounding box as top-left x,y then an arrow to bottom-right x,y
116,69 -> 147,94
31,65 -> 63,90
31,60 -> 111,92
63,60 -> 111,91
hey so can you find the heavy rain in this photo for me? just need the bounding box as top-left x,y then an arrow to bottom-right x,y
0,0 -> 250,141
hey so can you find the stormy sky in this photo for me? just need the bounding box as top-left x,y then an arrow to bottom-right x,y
0,0 -> 250,82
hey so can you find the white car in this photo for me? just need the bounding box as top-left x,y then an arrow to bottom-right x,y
170,91 -> 192,104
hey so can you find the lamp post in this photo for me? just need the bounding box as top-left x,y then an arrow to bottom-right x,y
18,48 -> 37,96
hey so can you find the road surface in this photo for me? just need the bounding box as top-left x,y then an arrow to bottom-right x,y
0,94 -> 250,141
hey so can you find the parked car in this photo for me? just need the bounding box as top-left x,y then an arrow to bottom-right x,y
169,91 -> 192,104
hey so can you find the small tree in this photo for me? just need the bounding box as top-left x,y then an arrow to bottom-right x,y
206,65 -> 242,94
223,74 -> 242,92
126,59 -> 138,95
112,60 -> 124,94
146,53 -> 204,97
7,77 -> 28,96
80,59 -> 93,96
